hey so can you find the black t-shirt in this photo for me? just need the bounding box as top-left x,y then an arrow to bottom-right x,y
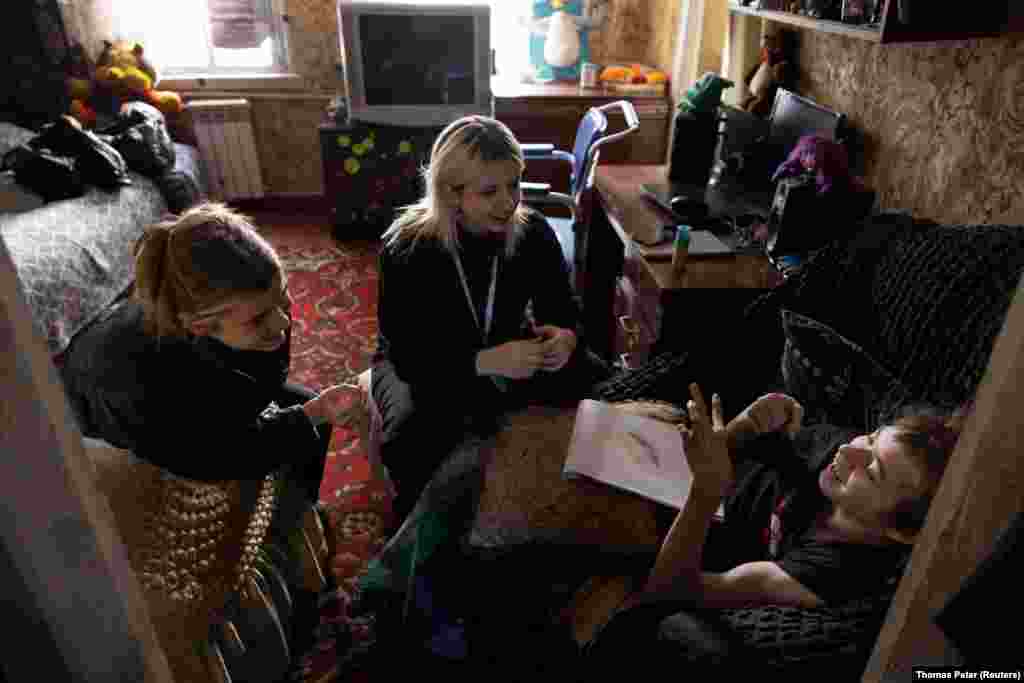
711,424 -> 912,605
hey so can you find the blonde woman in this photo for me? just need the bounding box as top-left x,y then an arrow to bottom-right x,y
60,202 -> 360,501
372,115 -> 610,523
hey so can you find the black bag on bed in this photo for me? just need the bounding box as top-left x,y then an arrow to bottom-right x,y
1,144 -> 84,202
96,102 -> 176,177
30,115 -> 131,189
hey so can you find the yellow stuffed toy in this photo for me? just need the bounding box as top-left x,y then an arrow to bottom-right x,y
69,40 -> 184,127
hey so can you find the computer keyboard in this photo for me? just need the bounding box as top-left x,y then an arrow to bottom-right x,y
590,348 -> 693,404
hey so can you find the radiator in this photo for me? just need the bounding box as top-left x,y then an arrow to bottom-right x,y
189,98 -> 265,201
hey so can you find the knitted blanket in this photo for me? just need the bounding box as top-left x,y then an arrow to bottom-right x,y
594,214 -> 1024,423
584,214 -> 1024,677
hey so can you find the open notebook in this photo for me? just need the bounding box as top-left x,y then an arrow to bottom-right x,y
564,400 -> 693,510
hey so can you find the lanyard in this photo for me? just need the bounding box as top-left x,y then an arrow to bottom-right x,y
453,249 -> 498,345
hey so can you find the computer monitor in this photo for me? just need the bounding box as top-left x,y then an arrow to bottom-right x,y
767,88 -> 847,154
337,0 -> 493,127
712,89 -> 848,192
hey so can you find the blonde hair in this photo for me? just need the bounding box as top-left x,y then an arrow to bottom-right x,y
382,115 -> 531,256
132,202 -> 282,339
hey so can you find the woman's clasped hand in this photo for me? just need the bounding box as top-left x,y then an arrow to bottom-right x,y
475,324 -> 577,379
533,324 -> 577,371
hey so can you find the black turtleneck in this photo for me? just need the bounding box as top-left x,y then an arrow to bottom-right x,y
374,210 -> 578,402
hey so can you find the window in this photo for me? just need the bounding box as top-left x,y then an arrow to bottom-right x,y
107,0 -> 290,76
105,0 -> 525,84
485,1 -> 529,80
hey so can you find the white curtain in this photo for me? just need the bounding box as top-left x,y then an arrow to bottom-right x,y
207,0 -> 271,49
90,0 -> 217,71
489,1 -> 530,79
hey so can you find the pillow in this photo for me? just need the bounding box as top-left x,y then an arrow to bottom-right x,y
780,309 -> 901,430
469,402 -> 681,555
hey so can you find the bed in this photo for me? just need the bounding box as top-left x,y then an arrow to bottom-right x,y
0,120 -> 208,358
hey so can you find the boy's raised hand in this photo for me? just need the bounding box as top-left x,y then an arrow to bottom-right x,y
684,383 -> 733,497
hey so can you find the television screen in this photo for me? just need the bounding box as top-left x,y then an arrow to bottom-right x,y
359,14 -> 477,107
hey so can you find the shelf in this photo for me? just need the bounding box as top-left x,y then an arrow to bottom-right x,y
730,5 -> 883,42
491,75 -> 669,102
729,1 -> 1013,44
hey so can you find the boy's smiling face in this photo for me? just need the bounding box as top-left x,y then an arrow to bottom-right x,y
819,426 -> 930,534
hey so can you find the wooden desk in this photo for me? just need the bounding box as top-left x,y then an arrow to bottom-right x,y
584,165 -> 776,366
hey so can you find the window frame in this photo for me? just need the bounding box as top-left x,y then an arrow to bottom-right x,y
155,0 -> 300,90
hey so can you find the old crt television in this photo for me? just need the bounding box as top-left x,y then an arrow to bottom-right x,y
337,0 -> 493,127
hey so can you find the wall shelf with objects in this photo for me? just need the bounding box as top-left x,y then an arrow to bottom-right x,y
729,0 -> 1019,44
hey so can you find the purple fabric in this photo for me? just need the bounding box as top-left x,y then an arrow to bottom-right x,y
771,134 -> 859,195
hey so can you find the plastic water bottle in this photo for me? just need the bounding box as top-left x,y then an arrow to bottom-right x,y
671,224 -> 690,287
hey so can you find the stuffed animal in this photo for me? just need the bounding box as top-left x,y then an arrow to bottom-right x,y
771,134 -> 865,195
677,72 -> 734,116
739,31 -> 796,118
66,43 -> 98,127
523,0 -> 608,82
68,40 -> 183,128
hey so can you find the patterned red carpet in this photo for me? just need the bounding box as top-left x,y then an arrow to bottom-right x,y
257,217 -> 391,681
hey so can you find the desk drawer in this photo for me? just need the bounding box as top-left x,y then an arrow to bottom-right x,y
613,274 -> 656,368
621,238 -> 663,337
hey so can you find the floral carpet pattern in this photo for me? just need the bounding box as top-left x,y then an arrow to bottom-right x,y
259,221 -> 391,681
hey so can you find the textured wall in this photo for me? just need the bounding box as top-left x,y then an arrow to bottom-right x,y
649,0 -> 683,73
698,0 -> 728,79
595,0 -> 681,73
219,0 -> 341,195
795,31 -> 1024,225
248,96 -> 333,197
283,0 -> 345,95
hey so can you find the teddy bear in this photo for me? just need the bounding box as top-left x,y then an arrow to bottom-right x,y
68,40 -> 183,128
739,31 -> 796,118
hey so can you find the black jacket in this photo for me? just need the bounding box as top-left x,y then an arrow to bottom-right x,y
59,298 -> 321,481
373,211 -> 579,408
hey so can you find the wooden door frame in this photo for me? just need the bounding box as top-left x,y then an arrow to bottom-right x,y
864,271 -> 1024,677
0,234 -> 174,681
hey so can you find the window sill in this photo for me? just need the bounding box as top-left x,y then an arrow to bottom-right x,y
160,73 -> 306,93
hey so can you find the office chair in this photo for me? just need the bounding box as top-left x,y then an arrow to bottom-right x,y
520,100 -> 640,293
